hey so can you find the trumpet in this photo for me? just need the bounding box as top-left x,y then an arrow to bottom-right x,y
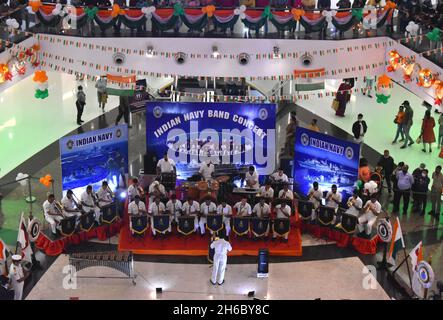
364,203 -> 374,213
106,186 -> 115,199
347,198 -> 355,208
54,201 -> 65,217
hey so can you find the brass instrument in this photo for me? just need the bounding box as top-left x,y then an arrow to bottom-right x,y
364,202 -> 373,213
347,198 -> 355,208
54,200 -> 65,217
106,186 -> 116,199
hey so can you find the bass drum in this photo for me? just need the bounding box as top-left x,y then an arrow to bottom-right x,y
28,218 -> 42,242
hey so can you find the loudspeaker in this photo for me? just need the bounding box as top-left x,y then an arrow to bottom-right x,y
257,248 -> 269,277
144,152 -> 158,174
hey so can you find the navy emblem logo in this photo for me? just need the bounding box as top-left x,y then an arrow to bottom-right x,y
258,108 -> 268,120
153,106 -> 163,118
66,140 -> 74,150
116,129 -> 122,138
301,133 -> 309,146
345,147 -> 354,159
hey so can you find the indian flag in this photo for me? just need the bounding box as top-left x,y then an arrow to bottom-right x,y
409,241 -> 423,271
17,213 -> 33,262
106,74 -> 136,97
388,217 -> 405,263
0,238 -> 8,275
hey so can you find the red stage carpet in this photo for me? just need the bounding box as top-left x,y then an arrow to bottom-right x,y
36,220 -> 123,256
299,221 -> 381,255
118,217 -> 302,257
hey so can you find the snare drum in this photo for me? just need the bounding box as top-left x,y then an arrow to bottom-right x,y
197,181 -> 209,191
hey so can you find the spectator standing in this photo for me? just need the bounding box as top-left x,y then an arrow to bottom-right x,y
76,86 -> 86,126
393,164 -> 414,214
400,101 -> 414,149
377,150 -> 395,194
392,105 -> 406,144
352,113 -> 367,143
95,75 -> 108,112
438,112 -> 443,149
414,169 -> 430,216
420,110 -> 436,153
115,95 -> 131,128
429,165 -> 443,219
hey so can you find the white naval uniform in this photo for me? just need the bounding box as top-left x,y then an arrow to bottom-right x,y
271,172 -> 289,183
273,204 -> 291,239
148,182 -> 166,204
357,200 -> 381,235
253,203 -> 271,235
9,263 -> 24,300
216,204 -> 232,236
278,189 -> 294,200
325,191 -> 342,224
60,196 -> 81,227
166,199 -> 182,223
96,187 -> 114,208
210,238 -> 232,285
43,200 -> 63,234
199,162 -> 215,181
148,202 -> 168,235
199,202 -> 217,235
80,191 -> 101,223
128,200 -> 147,234
233,202 -> 252,217
308,187 -> 323,221
127,184 -> 140,201
345,196 -> 363,217
157,158 -> 175,173
258,186 -> 274,199
181,201 -> 200,231
245,171 -> 260,189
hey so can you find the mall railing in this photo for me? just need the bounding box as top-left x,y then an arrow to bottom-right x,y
0,2 -> 398,40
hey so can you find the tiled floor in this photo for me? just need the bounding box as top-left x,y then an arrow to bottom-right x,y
26,254 -> 389,300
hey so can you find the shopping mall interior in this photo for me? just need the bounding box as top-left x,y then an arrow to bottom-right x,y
0,0 -> 442,303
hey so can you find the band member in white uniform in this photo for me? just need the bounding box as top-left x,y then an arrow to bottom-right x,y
148,180 -> 167,204
61,190 -> 82,223
81,185 -> 101,223
273,202 -> 291,241
278,184 -> 294,200
199,161 -> 215,181
245,166 -> 260,189
344,189 -> 363,217
253,198 -> 271,236
216,200 -> 232,236
233,197 -> 252,217
181,198 -> 201,232
325,184 -> 342,223
357,194 -> 381,236
43,194 -> 64,235
307,182 -> 323,221
156,152 -> 176,175
96,181 -> 114,208
166,194 -> 182,223
148,196 -> 168,236
270,168 -> 289,183
127,178 -> 142,202
210,234 -> 232,286
128,195 -> 147,235
9,255 -> 28,300
258,183 -> 274,200
199,198 -> 217,235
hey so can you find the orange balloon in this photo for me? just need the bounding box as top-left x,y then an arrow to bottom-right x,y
291,8 -> 305,21
202,5 -> 216,17
377,74 -> 392,88
418,68 -> 436,88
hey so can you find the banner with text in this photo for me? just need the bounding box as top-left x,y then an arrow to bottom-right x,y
60,125 -> 129,195
146,102 -> 276,180
293,128 -> 360,204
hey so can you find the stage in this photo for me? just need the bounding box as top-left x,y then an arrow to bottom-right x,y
118,215 -> 302,257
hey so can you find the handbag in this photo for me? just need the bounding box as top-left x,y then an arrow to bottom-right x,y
331,99 -> 339,111
416,135 -> 422,144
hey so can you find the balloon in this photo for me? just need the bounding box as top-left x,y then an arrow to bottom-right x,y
33,70 -> 48,83
16,173 -> 29,187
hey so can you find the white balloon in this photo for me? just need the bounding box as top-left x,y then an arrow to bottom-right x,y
16,173 -> 29,187
240,12 -> 246,19
148,6 -> 156,13
239,5 -> 246,11
234,8 -> 240,15
141,7 -> 148,14
26,6 -> 33,14
55,3 -> 62,10
52,8 -> 60,15
35,82 -> 48,91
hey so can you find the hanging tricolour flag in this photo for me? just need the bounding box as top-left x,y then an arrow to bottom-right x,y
0,238 -> 9,275
409,241 -> 423,271
17,213 -> 33,262
106,74 -> 136,97
388,217 -> 405,264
